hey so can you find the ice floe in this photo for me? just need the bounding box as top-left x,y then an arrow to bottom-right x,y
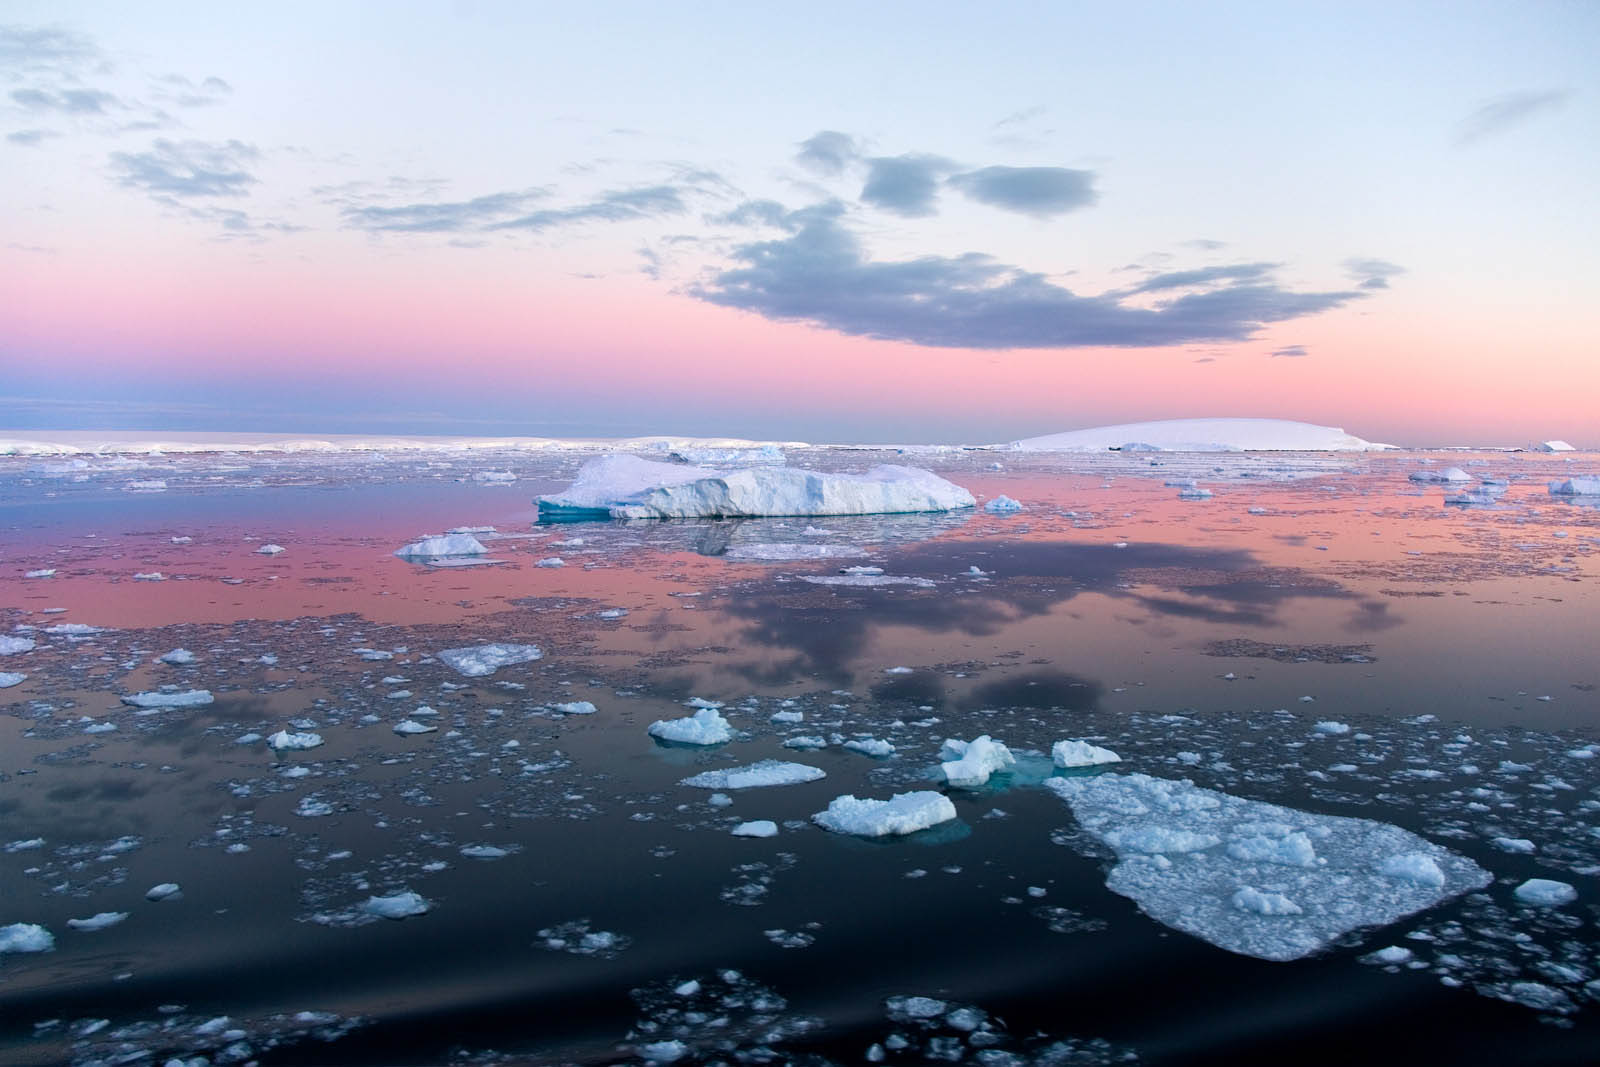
0,672 -> 25,688
0,923 -> 53,953
800,574 -> 937,589
145,882 -> 183,902
812,791 -> 958,837
159,647 -> 196,665
267,729 -> 324,751
121,688 -> 214,709
940,736 -> 1016,787
649,707 -> 734,746
393,533 -> 488,558
680,760 -> 824,789
1052,739 -> 1122,768
1409,467 -> 1472,483
66,911 -> 128,932
256,543 -> 285,555
363,891 -> 429,919
0,636 -> 35,655
1045,772 -> 1491,961
1548,477 -> 1600,496
436,643 -> 543,676
732,821 -> 779,838
1513,878 -> 1577,907
1010,418 -> 1389,453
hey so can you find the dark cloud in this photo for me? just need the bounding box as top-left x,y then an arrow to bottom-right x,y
860,154 -> 956,217
9,86 -> 118,113
1342,257 -> 1405,290
795,130 -> 859,175
1124,262 -> 1279,295
341,189 -> 548,233
947,165 -> 1096,218
1455,89 -> 1571,145
695,206 -> 1363,349
109,138 -> 259,198
1269,345 -> 1308,358
488,184 -> 687,231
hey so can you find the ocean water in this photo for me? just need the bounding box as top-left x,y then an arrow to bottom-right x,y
1,445 -> 1597,1065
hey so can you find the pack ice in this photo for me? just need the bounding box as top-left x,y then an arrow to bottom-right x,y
538,454 -> 975,519
1009,418 -> 1390,453
1045,773 -> 1490,961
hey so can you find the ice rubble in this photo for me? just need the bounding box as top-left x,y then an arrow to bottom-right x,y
648,707 -> 734,745
538,454 -> 975,519
940,736 -> 1016,787
436,643 -> 543,677
1045,772 -> 1491,961
121,689 -> 214,709
393,533 -> 488,558
680,760 -> 825,789
1009,418 -> 1390,453
1548,477 -> 1600,496
812,791 -> 958,837
1052,739 -> 1122,768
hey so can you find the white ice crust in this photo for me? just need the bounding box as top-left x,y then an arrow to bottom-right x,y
1045,772 -> 1490,961
1010,419 -> 1389,453
539,455 -> 975,519
436,643 -> 543,677
680,760 -> 825,789
812,791 -> 958,837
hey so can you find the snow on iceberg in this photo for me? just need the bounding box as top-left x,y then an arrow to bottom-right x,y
812,791 -> 958,837
680,760 -> 824,789
121,689 -> 214,710
1045,772 -> 1490,961
1548,477 -> 1600,496
394,533 -> 488,558
437,643 -> 543,677
1052,739 -> 1122,768
539,455 -> 975,519
648,707 -> 734,746
940,736 -> 1016,787
1010,419 -> 1390,453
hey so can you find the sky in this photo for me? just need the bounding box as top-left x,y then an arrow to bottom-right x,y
2,1 -> 1597,446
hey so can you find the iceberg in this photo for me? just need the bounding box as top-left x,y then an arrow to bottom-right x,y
1549,477 -> 1600,496
0,923 -> 53,953
940,736 -> 1016,787
394,533 -> 488,558
680,760 -> 824,789
267,729 -> 323,751
1052,739 -> 1122,768
1532,440 -> 1576,452
121,689 -> 214,710
813,791 -> 958,837
1009,418 -> 1390,453
363,891 -> 430,920
1045,772 -> 1490,961
437,643 -> 543,677
648,707 -> 734,746
732,820 -> 780,838
539,455 -> 975,519
1514,878 -> 1577,907
1409,467 -> 1472,484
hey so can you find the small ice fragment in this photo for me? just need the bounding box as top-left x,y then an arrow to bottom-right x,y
256,543 -> 285,555
1491,837 -> 1536,854
267,730 -> 323,751
812,791 -> 958,837
0,672 -> 25,689
680,760 -> 824,789
393,720 -> 436,735
1052,739 -> 1121,768
535,557 -> 565,568
984,495 -> 1023,514
1513,878 -> 1577,907
0,636 -> 35,655
732,820 -> 779,838
1313,721 -> 1350,735
67,912 -> 128,932
145,883 -> 182,902
459,845 -> 508,859
941,735 -> 1016,787
648,707 -> 733,746
121,689 -> 213,709
363,891 -> 430,919
393,533 -> 487,558
844,737 -> 895,758
553,700 -> 596,715
159,648 -> 195,665
437,643 -> 543,677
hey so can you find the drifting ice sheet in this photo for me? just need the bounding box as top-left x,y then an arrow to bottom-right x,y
437,643 -> 543,677
812,791 -> 958,837
121,689 -> 214,709
1009,419 -> 1389,453
1045,772 -> 1490,961
539,455 -> 975,519
680,760 -> 825,789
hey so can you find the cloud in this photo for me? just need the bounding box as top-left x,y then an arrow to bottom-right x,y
341,188 -> 548,233
0,24 -> 100,71
860,154 -> 956,216
993,105 -> 1047,129
795,130 -> 859,175
710,199 -> 793,229
1124,262 -> 1279,295
694,204 -> 1364,349
947,165 -> 1096,218
1184,238 -> 1227,251
152,73 -> 234,108
109,139 -> 260,198
488,184 -> 688,231
1342,257 -> 1406,290
1269,345 -> 1308,358
6,128 -> 56,146
9,87 -> 119,114
1455,89 -> 1572,145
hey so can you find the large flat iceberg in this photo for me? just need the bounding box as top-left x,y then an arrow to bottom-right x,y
680,760 -> 825,789
1009,419 -> 1390,453
1045,772 -> 1489,961
539,455 -> 975,519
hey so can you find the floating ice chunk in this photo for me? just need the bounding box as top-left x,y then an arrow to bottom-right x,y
4,838 -> 44,852
25,569 -> 56,579
1548,477 -> 1600,496
145,883 -> 182,902
1231,887 -> 1303,916
159,648 -> 195,665
1533,440 -> 1576,452
1492,837 -> 1536,854
770,709 -> 804,723
121,689 -> 213,709
256,543 -> 285,555
473,470 -> 516,483
812,791 -> 958,837
267,729 -> 323,751
67,912 -> 128,932
0,636 -> 35,655
844,737 -> 895,758
460,845 -> 508,859
1045,773 -> 1489,961
686,697 -> 723,709
0,923 -> 53,953
437,643 -> 543,677
941,735 -> 1016,787
0,672 -> 24,688
842,565 -> 884,576
535,556 -> 565,568
363,891 -> 429,920
783,735 -> 828,750
723,542 -> 869,561
542,455 -> 976,519
45,622 -> 103,634
125,479 -> 167,491
597,608 -> 628,619
1408,467 -> 1471,483
1052,740 -> 1122,768
1010,418 -> 1390,452
1514,878 -> 1577,907
132,571 -> 165,581
648,707 -> 733,746
393,533 -> 488,558
732,821 -> 779,838
885,994 -> 949,1020
1178,487 -> 1213,500
553,700 -> 596,715
1312,721 -> 1350,735
680,760 -> 824,789
393,720 -> 436,735
801,574 -> 937,589
638,1039 -> 689,1063
296,797 -> 334,817
984,495 -> 1023,514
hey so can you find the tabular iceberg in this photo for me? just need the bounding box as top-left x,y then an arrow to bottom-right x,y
539,455 -> 975,520
1046,772 -> 1489,961
1009,418 -> 1390,453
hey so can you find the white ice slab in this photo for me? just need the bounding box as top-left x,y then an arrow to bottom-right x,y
812,791 -> 958,837
1052,739 -> 1122,768
437,643 -> 543,677
1010,419 -> 1389,453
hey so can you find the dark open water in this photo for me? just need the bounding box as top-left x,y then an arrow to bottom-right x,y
1,445 -> 1597,1065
